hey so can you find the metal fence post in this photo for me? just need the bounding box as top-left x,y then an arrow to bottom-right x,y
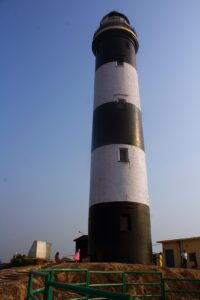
122,272 -> 126,294
50,270 -> 54,281
44,274 -> 53,300
26,272 -> 33,300
161,278 -> 166,300
86,270 -> 90,287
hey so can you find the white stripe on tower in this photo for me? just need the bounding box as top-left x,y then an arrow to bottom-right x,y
88,11 -> 152,264
90,145 -> 149,206
93,62 -> 141,110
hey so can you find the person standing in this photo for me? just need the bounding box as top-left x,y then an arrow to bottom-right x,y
55,252 -> 61,263
181,250 -> 188,268
73,249 -> 80,262
158,252 -> 163,267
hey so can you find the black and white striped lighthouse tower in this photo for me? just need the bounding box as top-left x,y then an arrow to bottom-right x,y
88,11 -> 152,264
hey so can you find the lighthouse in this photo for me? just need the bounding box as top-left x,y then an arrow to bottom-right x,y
88,11 -> 152,264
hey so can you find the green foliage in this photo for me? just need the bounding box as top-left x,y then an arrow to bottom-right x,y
10,253 -> 27,266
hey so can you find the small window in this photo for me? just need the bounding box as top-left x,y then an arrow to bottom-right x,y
119,148 -> 129,162
116,60 -> 124,66
118,98 -> 126,103
117,98 -> 126,109
189,252 -> 196,262
189,252 -> 198,268
120,214 -> 131,231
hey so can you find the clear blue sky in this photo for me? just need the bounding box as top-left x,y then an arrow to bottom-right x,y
1,0 -> 200,262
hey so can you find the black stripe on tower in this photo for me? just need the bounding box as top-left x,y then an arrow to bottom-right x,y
88,202 -> 152,263
91,102 -> 144,151
93,30 -> 137,70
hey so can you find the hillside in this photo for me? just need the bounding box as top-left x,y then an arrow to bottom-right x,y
1,262 -> 200,299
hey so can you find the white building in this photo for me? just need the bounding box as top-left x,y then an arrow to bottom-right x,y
28,240 -> 52,259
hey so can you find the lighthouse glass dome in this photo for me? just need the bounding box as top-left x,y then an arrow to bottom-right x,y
100,11 -> 130,26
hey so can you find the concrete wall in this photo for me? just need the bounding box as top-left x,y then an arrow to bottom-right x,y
28,240 -> 52,259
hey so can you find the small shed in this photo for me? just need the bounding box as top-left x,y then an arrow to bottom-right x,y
73,235 -> 88,261
157,236 -> 200,268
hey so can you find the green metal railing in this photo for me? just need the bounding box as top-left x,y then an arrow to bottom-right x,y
44,281 -> 132,300
88,270 -> 162,298
27,269 -> 162,299
124,271 -> 163,298
27,268 -> 200,300
26,270 -> 51,299
27,268 -> 89,299
163,277 -> 200,299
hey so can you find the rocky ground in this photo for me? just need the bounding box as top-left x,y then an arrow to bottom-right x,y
1,262 -> 200,299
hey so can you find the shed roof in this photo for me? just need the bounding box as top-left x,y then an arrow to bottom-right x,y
157,236 -> 200,244
73,235 -> 88,242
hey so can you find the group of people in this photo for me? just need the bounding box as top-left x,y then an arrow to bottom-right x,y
55,249 -> 80,263
154,250 -> 190,269
54,249 -> 197,269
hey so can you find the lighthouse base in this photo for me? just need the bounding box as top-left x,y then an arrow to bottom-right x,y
88,201 -> 152,264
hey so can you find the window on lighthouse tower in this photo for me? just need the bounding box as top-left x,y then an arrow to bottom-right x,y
118,98 -> 126,104
120,214 -> 131,231
119,148 -> 129,162
116,60 -> 124,67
